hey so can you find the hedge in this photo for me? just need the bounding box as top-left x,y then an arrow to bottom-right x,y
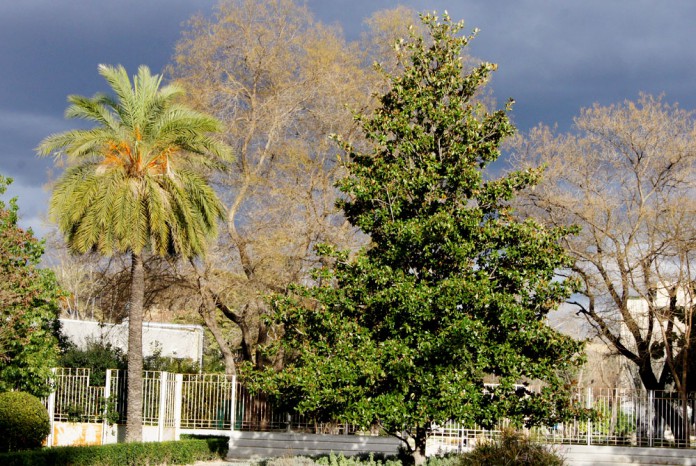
0,437 -> 228,466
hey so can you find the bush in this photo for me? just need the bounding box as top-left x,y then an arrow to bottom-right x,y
58,338 -> 127,386
0,438 -> 228,465
0,391 -> 51,452
458,429 -> 564,466
260,452 -> 461,466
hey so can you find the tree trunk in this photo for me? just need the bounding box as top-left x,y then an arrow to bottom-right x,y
412,426 -> 428,466
125,251 -> 144,442
640,367 -> 690,444
199,303 -> 237,376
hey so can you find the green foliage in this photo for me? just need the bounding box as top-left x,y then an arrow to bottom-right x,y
257,11 -> 584,461
143,342 -> 202,374
459,430 -> 564,466
0,175 -> 62,397
37,64 -> 231,259
58,338 -> 127,386
0,438 -> 228,465
261,452 -> 460,466
315,453 -> 400,466
58,338 -> 218,381
0,391 -> 51,452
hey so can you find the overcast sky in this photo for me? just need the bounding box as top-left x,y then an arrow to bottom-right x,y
2,0 -> 695,236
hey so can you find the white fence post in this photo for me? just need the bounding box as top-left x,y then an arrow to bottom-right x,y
46,368 -> 56,447
648,390 -> 654,447
158,372 -> 168,441
586,386 -> 592,446
230,375 -> 237,433
102,369 -> 112,445
174,374 -> 183,440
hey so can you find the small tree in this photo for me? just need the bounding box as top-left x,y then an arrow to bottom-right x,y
0,175 -> 62,397
259,14 -> 584,465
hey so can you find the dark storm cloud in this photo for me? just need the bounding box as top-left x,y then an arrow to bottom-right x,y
0,0 -> 216,229
311,0 -> 696,130
1,0 -> 695,235
453,0 -> 696,129
0,0 -> 217,112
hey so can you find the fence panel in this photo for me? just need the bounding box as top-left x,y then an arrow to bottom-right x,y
430,387 -> 696,450
51,368 -> 105,423
44,369 -> 696,449
234,383 -> 360,434
108,369 -> 127,424
163,372 -> 177,428
180,373 -> 234,430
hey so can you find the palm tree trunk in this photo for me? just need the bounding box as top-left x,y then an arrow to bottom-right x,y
125,251 -> 144,442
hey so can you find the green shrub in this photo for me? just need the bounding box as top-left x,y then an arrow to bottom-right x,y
0,438 -> 228,465
422,454 -> 461,466
0,391 -> 51,452
458,429 -> 564,466
58,338 -> 127,386
261,452 -> 460,466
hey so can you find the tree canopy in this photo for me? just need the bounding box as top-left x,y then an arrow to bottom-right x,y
0,175 -> 62,397
257,13 -> 584,464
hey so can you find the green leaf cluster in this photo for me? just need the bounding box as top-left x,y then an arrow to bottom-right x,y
37,65 -> 231,258
58,338 -> 127,386
256,12 -> 584,455
0,175 -> 62,396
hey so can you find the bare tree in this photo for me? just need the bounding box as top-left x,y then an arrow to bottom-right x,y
45,240 -> 194,324
510,94 -> 696,442
169,0 -> 415,375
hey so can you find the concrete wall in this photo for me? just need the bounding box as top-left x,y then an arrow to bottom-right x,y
49,422 -> 178,446
227,433 -> 696,466
50,422 -> 103,447
228,432 -> 402,459
48,424 -> 696,465
559,445 -> 696,466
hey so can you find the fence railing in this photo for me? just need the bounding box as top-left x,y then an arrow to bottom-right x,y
50,368 -> 105,423
45,369 -> 696,448
180,373 -> 234,430
430,387 -> 696,450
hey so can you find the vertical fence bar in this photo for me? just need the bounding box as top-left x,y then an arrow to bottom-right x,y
648,390 -> 654,447
174,374 -> 183,440
230,375 -> 237,434
46,368 -> 56,447
102,369 -> 112,445
157,372 -> 168,441
586,386 -> 592,446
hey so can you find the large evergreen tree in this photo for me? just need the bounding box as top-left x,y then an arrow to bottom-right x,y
0,175 -> 62,397
260,14 -> 584,464
37,65 -> 231,441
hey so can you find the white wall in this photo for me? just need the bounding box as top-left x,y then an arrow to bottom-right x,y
60,319 -> 204,365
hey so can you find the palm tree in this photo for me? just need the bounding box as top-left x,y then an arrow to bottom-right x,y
37,64 -> 232,441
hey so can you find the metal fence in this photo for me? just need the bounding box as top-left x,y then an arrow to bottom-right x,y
180,373 -> 235,430
234,383 -> 359,434
430,388 -> 696,451
50,368 -> 106,423
45,369 -> 696,448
